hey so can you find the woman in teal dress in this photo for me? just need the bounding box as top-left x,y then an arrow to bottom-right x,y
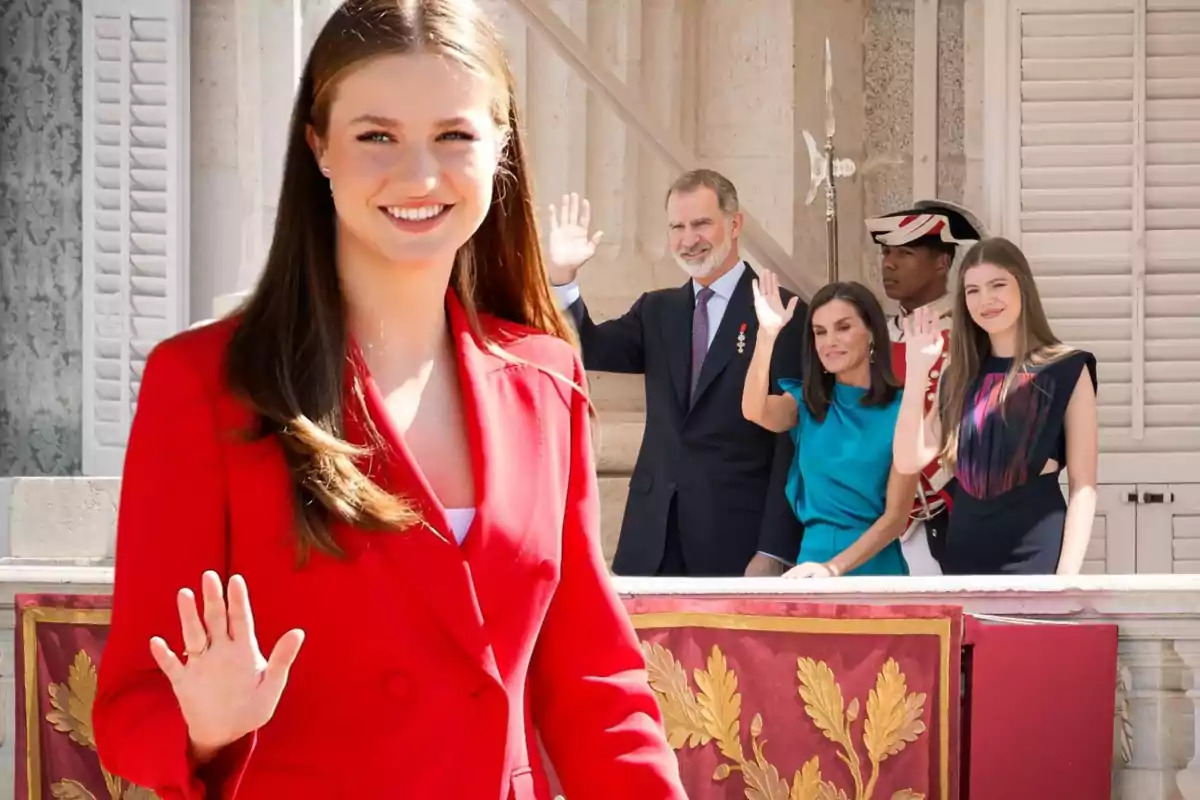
742,273 -> 918,577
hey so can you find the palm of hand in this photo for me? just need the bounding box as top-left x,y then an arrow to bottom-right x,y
911,332 -> 943,362
547,193 -> 603,277
755,292 -> 790,332
902,308 -> 945,372
751,270 -> 797,334
175,646 -> 272,744
151,572 -> 304,753
549,224 -> 597,269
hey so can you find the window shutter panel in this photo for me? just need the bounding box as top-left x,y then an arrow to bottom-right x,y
1011,0 -> 1200,460
82,0 -> 189,476
1015,3 -> 1138,439
1145,0 -> 1200,450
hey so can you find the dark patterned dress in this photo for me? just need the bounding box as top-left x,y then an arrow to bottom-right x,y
942,349 -> 1097,575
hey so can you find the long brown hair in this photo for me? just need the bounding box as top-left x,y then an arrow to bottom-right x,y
224,0 -> 573,558
802,281 -> 900,422
937,236 -> 1070,466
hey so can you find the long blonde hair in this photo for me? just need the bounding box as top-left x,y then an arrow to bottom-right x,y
937,237 -> 1072,467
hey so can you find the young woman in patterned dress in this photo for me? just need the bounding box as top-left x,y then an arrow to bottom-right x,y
893,237 -> 1099,575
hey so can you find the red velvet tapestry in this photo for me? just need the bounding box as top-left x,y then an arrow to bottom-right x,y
17,593 -> 962,800
620,596 -> 964,800
13,593 -> 160,800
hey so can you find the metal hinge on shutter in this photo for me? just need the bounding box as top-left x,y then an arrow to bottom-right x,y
1124,491 -> 1175,504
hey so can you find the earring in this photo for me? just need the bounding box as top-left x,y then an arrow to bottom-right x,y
869,342 -> 875,363
320,166 -> 333,193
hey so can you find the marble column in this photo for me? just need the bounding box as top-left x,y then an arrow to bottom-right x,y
191,0 -> 244,322
1173,638 -> 1200,798
523,0 -> 589,205
1115,638 -> 1192,799
635,0 -> 686,277
209,0 -> 332,319
962,0 -> 986,219
699,0 -> 795,274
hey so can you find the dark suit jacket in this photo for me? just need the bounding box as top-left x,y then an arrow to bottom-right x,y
567,264 -> 806,576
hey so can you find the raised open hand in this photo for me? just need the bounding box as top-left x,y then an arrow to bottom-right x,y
547,192 -> 604,286
751,269 -> 799,337
900,305 -> 945,378
150,571 -> 304,759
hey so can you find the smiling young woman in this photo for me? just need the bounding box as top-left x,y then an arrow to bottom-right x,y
892,237 -> 1099,576
91,2 -> 686,798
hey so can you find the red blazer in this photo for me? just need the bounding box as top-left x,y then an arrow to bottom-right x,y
94,292 -> 685,800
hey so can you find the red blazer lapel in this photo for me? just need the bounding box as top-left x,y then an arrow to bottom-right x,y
337,292 -> 543,684
447,294 -> 546,616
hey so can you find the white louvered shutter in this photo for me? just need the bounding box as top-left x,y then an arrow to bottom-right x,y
1009,0 -> 1200,470
1145,1 -> 1200,453
82,0 -> 190,477
1012,1 -> 1138,446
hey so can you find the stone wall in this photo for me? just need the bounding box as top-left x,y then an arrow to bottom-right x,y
860,0 -> 968,289
0,0 -> 84,477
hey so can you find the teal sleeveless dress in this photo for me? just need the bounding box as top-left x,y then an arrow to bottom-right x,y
779,378 -> 909,576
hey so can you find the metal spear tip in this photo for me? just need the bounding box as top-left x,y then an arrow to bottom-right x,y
824,37 -> 835,138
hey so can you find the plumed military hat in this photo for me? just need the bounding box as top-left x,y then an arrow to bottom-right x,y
865,200 -> 987,248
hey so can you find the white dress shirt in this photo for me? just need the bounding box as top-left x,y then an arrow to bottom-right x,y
553,260 -> 748,350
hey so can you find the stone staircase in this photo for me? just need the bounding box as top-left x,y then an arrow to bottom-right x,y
587,371 -> 645,565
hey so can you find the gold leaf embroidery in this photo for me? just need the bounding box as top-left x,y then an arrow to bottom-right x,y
743,755 -> 790,800
642,642 -> 929,800
46,650 -> 98,749
103,770 -> 124,800
796,658 -> 848,744
50,780 -> 97,800
864,659 -> 927,762
694,646 -> 744,763
791,757 -> 824,800
641,642 -> 711,748
862,659 -> 928,800
43,649 -> 162,800
797,658 -> 864,798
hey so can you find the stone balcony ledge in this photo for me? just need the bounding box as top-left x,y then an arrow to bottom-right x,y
614,574 -> 1200,634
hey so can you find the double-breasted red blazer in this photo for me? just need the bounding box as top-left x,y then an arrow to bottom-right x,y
94,291 -> 686,799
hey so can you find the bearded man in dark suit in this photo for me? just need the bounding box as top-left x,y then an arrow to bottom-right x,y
547,170 -> 806,577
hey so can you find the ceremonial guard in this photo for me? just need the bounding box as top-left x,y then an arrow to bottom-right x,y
865,200 -> 986,574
